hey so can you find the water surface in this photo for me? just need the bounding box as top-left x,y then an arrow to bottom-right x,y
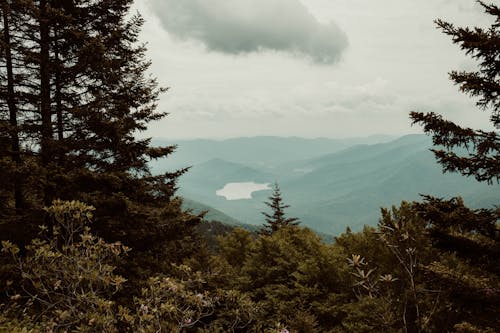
216,182 -> 271,200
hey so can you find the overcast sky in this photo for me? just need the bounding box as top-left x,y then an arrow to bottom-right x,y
133,0 -> 494,139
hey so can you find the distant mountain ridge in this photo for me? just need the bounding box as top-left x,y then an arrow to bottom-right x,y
152,134 -> 498,235
184,198 -> 335,244
151,135 -> 395,171
182,197 -> 252,228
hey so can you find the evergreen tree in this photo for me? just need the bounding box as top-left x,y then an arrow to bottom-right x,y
342,6 -> 500,330
413,196 -> 499,331
260,182 -> 299,235
405,4 -> 500,329
0,0 -> 29,215
410,1 -> 499,184
0,0 -> 200,282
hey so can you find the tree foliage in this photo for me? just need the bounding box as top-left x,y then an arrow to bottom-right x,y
260,183 -> 299,235
410,1 -> 500,184
406,4 -> 500,330
0,0 -> 201,284
1,200 -> 128,332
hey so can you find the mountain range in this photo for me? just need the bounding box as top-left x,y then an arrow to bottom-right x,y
151,135 -> 499,235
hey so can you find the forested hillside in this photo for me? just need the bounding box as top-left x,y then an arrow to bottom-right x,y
160,134 -> 497,234
0,1 -> 498,332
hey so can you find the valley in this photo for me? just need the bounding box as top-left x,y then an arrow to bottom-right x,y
151,135 -> 499,235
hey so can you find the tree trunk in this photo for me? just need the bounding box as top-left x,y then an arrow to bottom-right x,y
54,27 -> 65,170
39,0 -> 53,205
2,2 -> 23,210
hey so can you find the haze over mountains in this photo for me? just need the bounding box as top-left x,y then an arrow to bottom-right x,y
151,135 -> 498,235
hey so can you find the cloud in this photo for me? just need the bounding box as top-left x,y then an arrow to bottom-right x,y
148,0 -> 348,64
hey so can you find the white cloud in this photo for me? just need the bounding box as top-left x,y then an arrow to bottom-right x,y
134,0 -> 494,139
148,0 -> 348,64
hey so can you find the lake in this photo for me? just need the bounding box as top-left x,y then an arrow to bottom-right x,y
216,182 -> 271,200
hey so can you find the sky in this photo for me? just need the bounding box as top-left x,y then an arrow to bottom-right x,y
133,0 -> 495,139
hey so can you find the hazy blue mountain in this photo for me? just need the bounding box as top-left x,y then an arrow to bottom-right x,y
282,134 -> 432,190
177,158 -> 275,204
155,134 -> 498,235
183,158 -> 273,186
150,135 -> 394,172
182,198 -> 243,226
184,198 -> 335,243
282,136 -> 498,234
285,134 -> 429,171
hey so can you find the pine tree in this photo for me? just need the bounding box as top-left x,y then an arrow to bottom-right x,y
408,3 -> 500,330
0,0 -> 29,215
0,0 -> 200,276
260,182 -> 299,235
410,1 -> 499,184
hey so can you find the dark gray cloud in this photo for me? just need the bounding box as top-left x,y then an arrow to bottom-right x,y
148,0 -> 348,64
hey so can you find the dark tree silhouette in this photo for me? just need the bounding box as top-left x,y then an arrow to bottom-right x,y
0,0 -> 200,270
410,1 -> 499,184
409,3 -> 500,330
260,182 -> 299,235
